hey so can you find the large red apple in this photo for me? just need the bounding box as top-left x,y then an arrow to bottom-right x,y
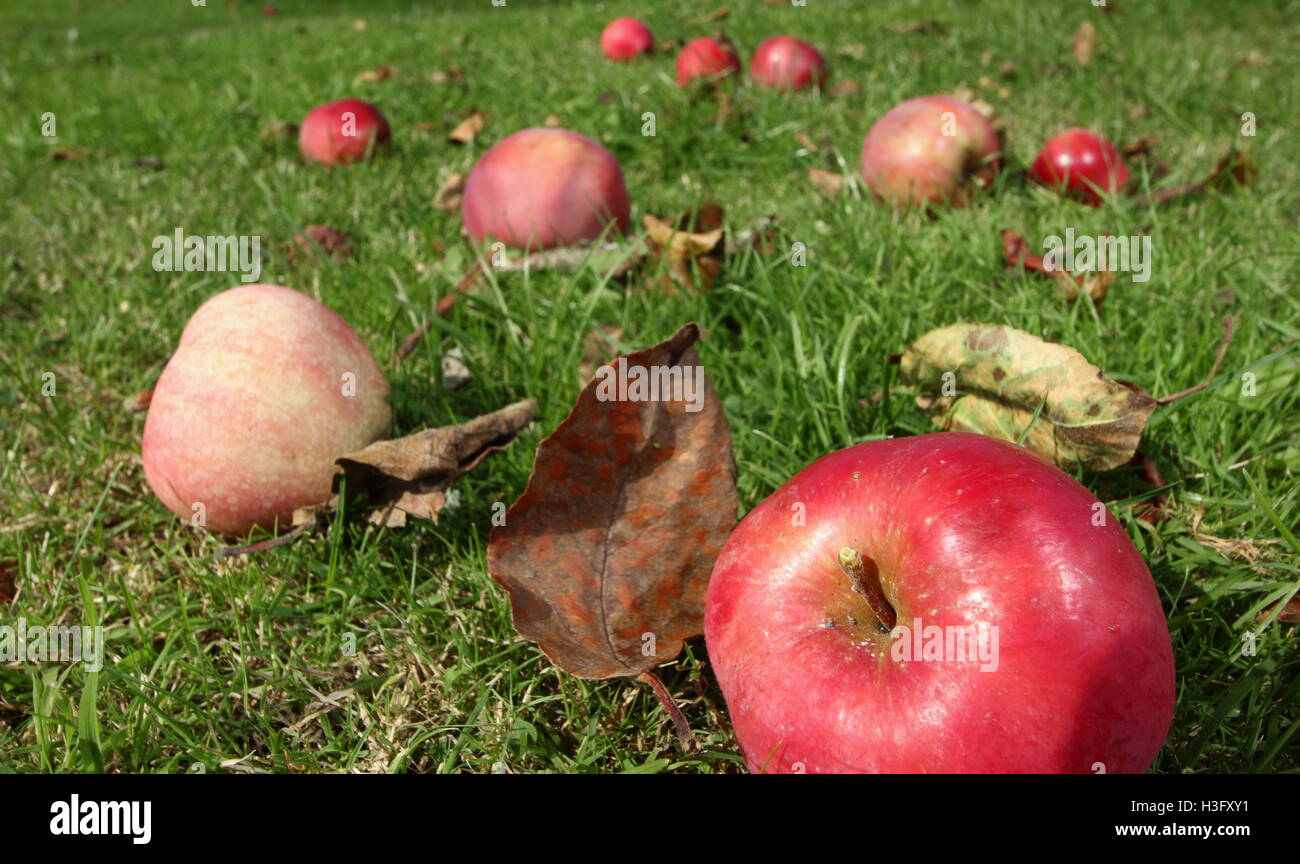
749,35 -> 826,91
1029,128 -> 1130,205
675,36 -> 740,86
705,433 -> 1175,774
461,127 -> 630,250
142,284 -> 391,536
860,94 -> 1001,206
601,17 -> 654,61
298,98 -> 390,165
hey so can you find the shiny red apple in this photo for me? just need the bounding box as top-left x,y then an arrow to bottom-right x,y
749,35 -> 826,91
1030,128 -> 1130,205
860,94 -> 1001,206
601,17 -> 654,61
298,98 -> 390,166
675,36 -> 740,86
705,433 -> 1175,774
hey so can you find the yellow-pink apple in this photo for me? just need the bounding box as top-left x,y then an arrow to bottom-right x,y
141,284 -> 390,536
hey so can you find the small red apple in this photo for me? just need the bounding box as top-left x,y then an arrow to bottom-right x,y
298,98 -> 390,165
461,127 -> 630,250
1030,128 -> 1131,205
601,17 -> 654,61
749,35 -> 826,91
860,94 -> 1001,206
675,36 -> 741,86
705,432 -> 1175,774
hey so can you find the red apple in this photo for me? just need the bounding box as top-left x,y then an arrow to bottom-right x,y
601,17 -> 654,61
1030,128 -> 1131,205
705,433 -> 1175,774
675,36 -> 741,86
749,35 -> 826,91
461,127 -> 631,250
298,98 -> 390,165
860,94 -> 1001,206
142,284 -> 391,536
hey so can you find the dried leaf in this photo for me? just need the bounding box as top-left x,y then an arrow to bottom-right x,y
900,323 -> 1157,470
311,399 -> 536,525
51,148 -> 91,161
1134,149 -> 1258,207
1071,20 -> 1096,66
448,110 -> 486,145
259,119 -> 299,142
691,6 -> 730,23
1260,597 -> 1300,624
433,172 -> 466,211
543,114 -> 562,128
794,131 -> 819,152
124,388 -> 153,413
487,324 -> 738,679
808,167 -> 853,198
1123,136 -> 1159,158
285,224 -> 354,267
356,64 -> 396,83
837,44 -> 866,60
643,212 -> 724,294
1001,229 -> 1112,304
827,78 -> 861,99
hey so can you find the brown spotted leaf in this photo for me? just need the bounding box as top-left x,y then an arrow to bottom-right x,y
900,323 -> 1157,471
487,323 -> 738,679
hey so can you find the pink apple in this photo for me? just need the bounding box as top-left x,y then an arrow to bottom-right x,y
1030,128 -> 1131,206
705,432 -> 1175,774
298,98 -> 391,165
676,36 -> 741,86
142,284 -> 391,536
461,127 -> 631,250
860,94 -> 1001,206
749,35 -> 826,91
601,17 -> 654,61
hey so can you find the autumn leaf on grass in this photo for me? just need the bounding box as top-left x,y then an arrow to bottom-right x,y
283,224 -> 355,268
1133,150 -> 1258,207
0,560 -> 16,605
297,399 -> 536,528
899,323 -> 1157,471
1071,20 -> 1097,66
808,167 -> 855,198
643,208 -> 725,294
448,110 -> 486,145
433,172 -> 466,212
355,65 -> 396,84
487,323 -> 739,680
1001,229 -> 1113,304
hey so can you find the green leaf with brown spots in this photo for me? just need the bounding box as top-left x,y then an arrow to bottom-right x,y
899,323 -> 1157,471
486,323 -> 739,680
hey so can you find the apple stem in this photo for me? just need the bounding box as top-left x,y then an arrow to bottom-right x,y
837,547 -> 897,632
638,671 -> 700,754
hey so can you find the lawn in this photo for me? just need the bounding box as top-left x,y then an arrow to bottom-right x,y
0,0 -> 1296,774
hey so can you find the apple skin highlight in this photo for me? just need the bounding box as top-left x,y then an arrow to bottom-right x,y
705,432 -> 1175,774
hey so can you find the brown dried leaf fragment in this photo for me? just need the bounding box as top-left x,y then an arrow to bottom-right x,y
1071,20 -> 1097,66
448,110 -> 486,145
433,172 -> 466,212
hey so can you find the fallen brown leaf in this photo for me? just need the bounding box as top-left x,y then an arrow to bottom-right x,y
448,110 -> 486,145
1133,150 -> 1258,207
827,78 -> 861,99
887,19 -> 946,35
51,148 -> 91,161
808,167 -> 854,198
1001,229 -> 1112,304
433,172 -> 466,212
691,6 -> 730,23
0,560 -> 16,605
302,399 -> 536,527
487,323 -> 738,679
124,388 -> 153,413
643,211 -> 724,294
1071,20 -> 1097,66
355,64 -> 396,83
285,224 -> 354,267
259,119 -> 299,142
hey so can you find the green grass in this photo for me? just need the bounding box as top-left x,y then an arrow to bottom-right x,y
1,0 -> 1296,773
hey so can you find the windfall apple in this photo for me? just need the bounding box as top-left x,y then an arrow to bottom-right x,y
860,94 -> 1001,206
142,284 -> 391,536
675,36 -> 741,86
749,35 -> 826,91
461,127 -> 631,250
601,17 -> 654,61
298,98 -> 391,166
1030,128 -> 1131,205
705,432 -> 1175,773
